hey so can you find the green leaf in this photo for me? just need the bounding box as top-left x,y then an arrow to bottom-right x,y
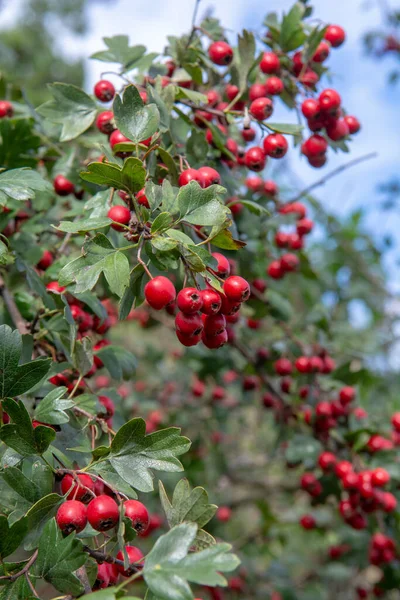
0,118 -> 41,169
266,289 -> 293,322
94,344 -> 136,381
80,157 -> 146,195
174,88 -> 207,105
237,31 -> 258,94
0,325 -> 51,399
105,418 -> 191,492
0,516 -> 28,559
34,518 -> 86,595
186,130 -> 208,164
177,181 -> 229,226
285,435 -> 322,467
91,35 -> 147,69
0,399 -> 56,456
239,200 -> 269,216
208,229 -> 246,250
266,122 -> 303,135
0,577 -> 33,599
59,233 -> 130,298
147,85 -> 170,133
151,212 -> 174,234
159,479 -> 217,550
2,467 -> 41,504
0,168 -> 52,204
56,217 -> 112,233
37,83 -> 97,142
280,3 -> 307,51
302,24 -> 328,63
73,337 -> 93,376
113,85 -> 160,144
144,523 -> 240,600
35,387 -> 74,425
119,265 -> 145,320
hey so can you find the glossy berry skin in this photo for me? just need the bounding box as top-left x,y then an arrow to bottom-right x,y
87,495 -> 119,531
116,545 -> 144,576
391,412 -> 400,431
241,127 -> 256,142
339,386 -> 355,405
202,329 -> 228,349
274,358 -> 292,376
245,147 -> 266,172
95,111 -> 114,134
312,41 -> 330,63
265,76 -> 284,96
61,473 -> 95,503
301,134 -> 328,158
46,281 -> 65,293
324,24 -> 346,48
223,276 -> 250,303
371,468 -> 390,487
295,356 -> 311,373
0,100 -> 13,118
56,500 -> 87,535
175,312 -> 204,337
107,205 -> 130,231
197,166 -> 221,187
263,133 -> 288,158
211,252 -> 230,278
54,175 -> 75,196
300,515 -> 316,530
203,314 -> 226,336
176,330 -> 202,347
249,97 -> 273,121
178,168 -> 203,187
216,506 -> 232,522
37,250 -> 53,270
326,119 -> 349,141
124,499 -> 150,533
200,289 -> 222,315
260,51 -> 280,74
136,188 -> 149,208
177,287 -> 203,314
297,218 -> 314,236
264,180 -> 278,196
319,89 -> 341,112
207,89 -> 221,106
301,98 -> 320,119
267,260 -> 284,279
99,395 -> 115,418
109,129 -> 131,149
344,115 -> 361,134
249,83 -> 267,101
144,276 -> 176,310
318,451 -> 337,471
94,80 -> 115,102
94,563 -> 111,589
280,253 -> 299,272
208,41 -> 233,66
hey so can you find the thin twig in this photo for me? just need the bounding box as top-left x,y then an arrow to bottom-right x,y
0,274 -> 29,335
82,545 -> 140,573
0,550 -> 38,582
185,0 -> 202,49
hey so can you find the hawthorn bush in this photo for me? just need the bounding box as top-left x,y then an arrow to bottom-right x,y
0,1 -> 397,599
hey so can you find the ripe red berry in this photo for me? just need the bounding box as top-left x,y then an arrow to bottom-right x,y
344,115 -> 361,134
312,41 -> 330,63
54,174 -> 75,197
94,563 -> 111,589
202,329 -> 228,349
267,260 -> 284,279
318,451 -> 337,472
177,287 -> 203,314
37,250 -> 53,270
260,52 -> 280,74
300,514 -> 316,530
319,89 -> 341,112
295,356 -> 311,373
98,395 -> 115,418
301,98 -> 320,119
300,69 -> 319,88
246,176 -> 264,192
96,111 -> 114,134
61,473 -> 95,503
307,154 -> 327,169
280,253 -> 299,272
87,495 -> 119,531
274,358 -> 292,376
326,119 -> 349,141
124,499 -> 150,533
178,168 -> 204,187
211,252 -> 230,278
371,468 -> 390,487
175,311 -> 204,337
249,97 -> 273,121
200,289 -> 222,315
275,232 -> 289,248
223,276 -> 250,303
203,313 -> 226,336
208,41 -> 234,66
301,134 -> 328,158
0,100 -> 13,118
263,133 -> 288,158
245,147 -> 266,172
225,84 -> 239,101
46,281 -> 65,293
216,506 -> 232,522
265,76 -> 284,96
335,460 -> 353,479
324,25 -> 346,48
107,205 -> 130,231
207,89 -> 221,106
249,83 -> 267,101
296,218 -> 314,236
391,412 -> 400,431
109,129 -> 131,149
197,166 -> 221,187
176,330 -> 202,347
339,386 -> 355,405
116,546 -> 144,576
264,180 -> 278,196
56,500 -> 87,535
94,80 -> 115,102
144,276 -> 176,310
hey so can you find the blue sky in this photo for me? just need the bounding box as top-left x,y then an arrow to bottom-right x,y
3,0 -> 400,281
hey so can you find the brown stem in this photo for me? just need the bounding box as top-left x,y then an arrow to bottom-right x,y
82,545 -> 140,573
0,550 -> 38,582
0,274 -> 29,335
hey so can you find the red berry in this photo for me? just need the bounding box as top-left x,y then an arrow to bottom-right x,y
318,451 -> 337,472
246,176 -> 264,192
371,468 -> 390,487
144,276 -> 176,310
109,129 -> 131,152
207,90 -> 221,106
0,101 -> 13,118
177,287 -> 203,314
202,329 -> 228,349
295,356 -> 311,373
136,188 -> 149,208
56,500 -> 87,535
107,205 -> 130,231
46,281 -> 65,293
245,147 -> 266,171
264,180 -> 278,196
391,412 -> 400,431
307,154 -> 327,169
301,134 -> 328,158
96,111 -> 114,134
274,358 -> 292,376
116,546 -> 144,577
176,330 -> 202,347
175,311 -> 204,337
344,115 -> 361,134
241,127 -> 256,143
296,218 -> 314,236
287,233 -> 303,250
265,76 -> 284,96
216,506 -> 232,522
300,69 -> 319,88
61,473 -> 95,503
275,232 -> 289,248
203,314 -> 226,336
54,175 -> 75,197
335,460 -> 353,479
223,276 -> 250,303
211,252 -> 230,278
260,52 -> 280,74
178,168 -> 204,187
208,41 -> 234,66
267,260 -> 284,279
87,495 -> 119,531
312,41 -> 330,63
263,133 -> 288,158
301,99 -> 320,119
300,514 -> 316,530
249,97 -> 273,121
94,563 -> 111,589
197,166 -> 221,187
99,395 -> 115,418
339,386 -> 355,405
94,80 -> 115,102
249,83 -> 267,101
225,84 -> 239,101
324,25 -> 346,48
37,250 -> 53,270
200,289 -> 222,315
280,253 -> 299,272
124,499 -> 149,533
326,119 -> 349,141
319,89 -> 341,113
